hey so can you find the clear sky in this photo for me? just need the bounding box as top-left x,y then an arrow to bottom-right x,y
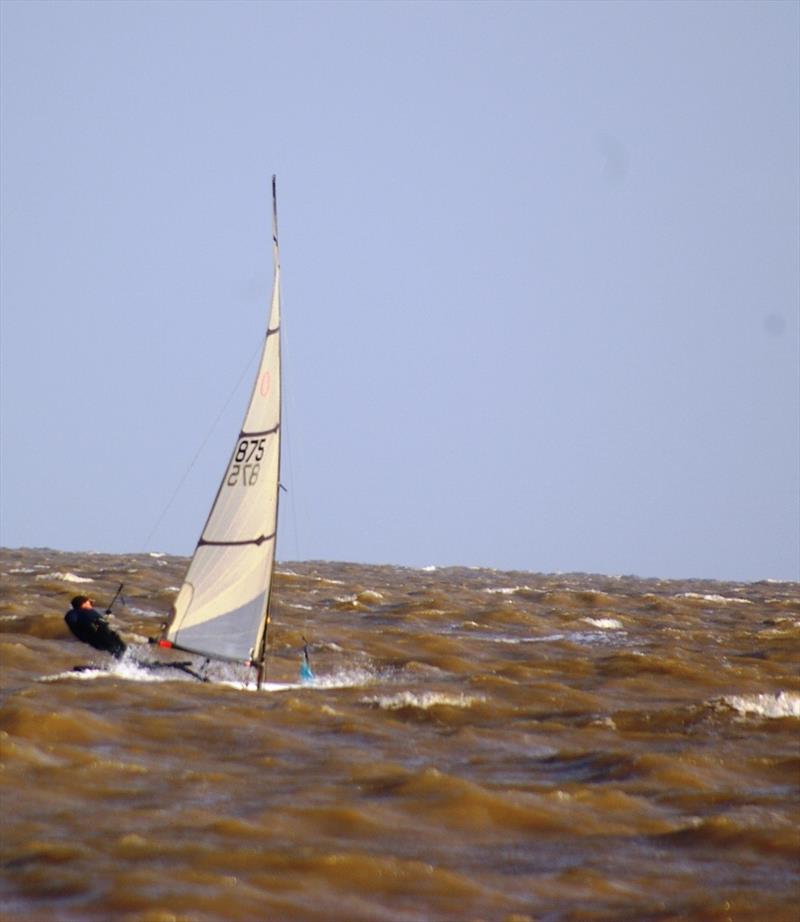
1,0 -> 798,581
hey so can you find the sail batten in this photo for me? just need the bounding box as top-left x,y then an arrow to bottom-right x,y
198,533 -> 276,548
240,425 -> 279,437
160,177 -> 282,677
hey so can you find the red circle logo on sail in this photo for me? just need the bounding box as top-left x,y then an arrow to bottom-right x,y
259,372 -> 271,397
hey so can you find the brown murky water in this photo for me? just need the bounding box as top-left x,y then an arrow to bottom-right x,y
1,547 -> 798,921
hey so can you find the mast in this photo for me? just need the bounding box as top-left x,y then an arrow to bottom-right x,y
255,175 -> 282,689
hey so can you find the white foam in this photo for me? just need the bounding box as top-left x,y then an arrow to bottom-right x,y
125,632 -> 154,644
234,670 -> 376,694
223,664 -> 379,693
357,590 -> 384,603
334,592 -> 384,607
40,668 -> 105,682
312,666 -> 378,688
479,633 -> 566,645
582,617 -> 624,629
484,586 -> 533,595
255,681 -> 303,692
44,666 -> 295,691
488,629 -> 629,648
567,630 -> 629,647
42,660 -> 173,683
720,691 -> 800,719
363,691 -> 482,710
678,593 -> 752,605
226,665 -> 377,693
116,659 -> 182,681
35,572 -> 95,584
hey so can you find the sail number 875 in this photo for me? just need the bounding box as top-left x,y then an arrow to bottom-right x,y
227,438 -> 265,487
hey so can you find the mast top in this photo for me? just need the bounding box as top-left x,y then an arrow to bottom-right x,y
272,175 -> 279,250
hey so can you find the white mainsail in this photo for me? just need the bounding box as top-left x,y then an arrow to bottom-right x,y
158,177 -> 282,682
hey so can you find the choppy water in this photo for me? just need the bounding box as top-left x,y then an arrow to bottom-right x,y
1,547 -> 798,921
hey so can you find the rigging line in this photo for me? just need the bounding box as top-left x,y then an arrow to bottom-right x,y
280,299 -> 302,563
143,343 -> 262,551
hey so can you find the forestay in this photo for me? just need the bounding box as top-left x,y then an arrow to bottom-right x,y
158,178 -> 282,679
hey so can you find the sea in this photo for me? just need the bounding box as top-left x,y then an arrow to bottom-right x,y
1,547 -> 798,922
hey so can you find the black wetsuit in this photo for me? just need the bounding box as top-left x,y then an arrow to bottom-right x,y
64,606 -> 127,659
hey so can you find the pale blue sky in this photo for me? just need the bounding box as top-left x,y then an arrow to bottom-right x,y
1,0 -> 798,581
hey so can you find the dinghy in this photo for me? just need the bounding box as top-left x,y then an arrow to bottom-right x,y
153,177 -> 284,688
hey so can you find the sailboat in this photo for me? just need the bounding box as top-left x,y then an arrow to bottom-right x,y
153,176 -> 283,689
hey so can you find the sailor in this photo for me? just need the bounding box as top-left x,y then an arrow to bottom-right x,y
64,595 -> 127,659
